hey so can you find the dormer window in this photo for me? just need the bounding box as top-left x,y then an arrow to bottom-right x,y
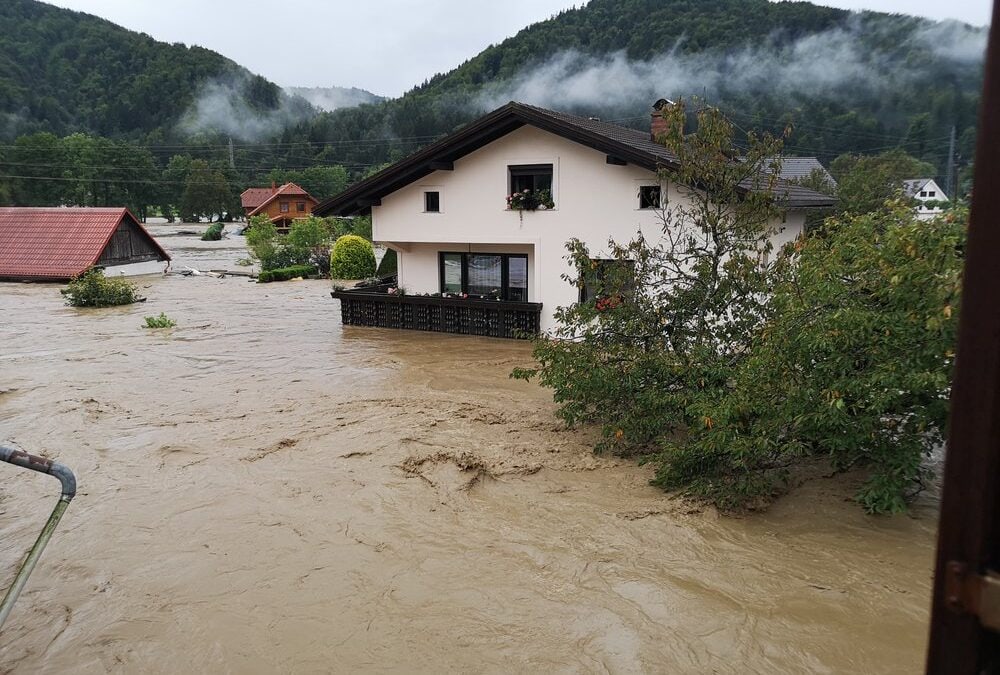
639,185 -> 661,209
425,191 -> 440,213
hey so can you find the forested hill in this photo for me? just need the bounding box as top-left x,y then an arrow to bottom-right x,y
282,0 -> 984,179
0,0 -> 312,140
0,0 -> 986,214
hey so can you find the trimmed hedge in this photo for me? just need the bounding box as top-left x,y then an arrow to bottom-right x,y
330,234 -> 376,279
257,264 -> 317,283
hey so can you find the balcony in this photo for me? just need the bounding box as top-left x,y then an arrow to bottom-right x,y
330,287 -> 542,339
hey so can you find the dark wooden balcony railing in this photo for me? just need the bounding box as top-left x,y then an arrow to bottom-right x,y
330,289 -> 542,339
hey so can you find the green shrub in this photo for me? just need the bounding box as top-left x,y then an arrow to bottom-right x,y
376,248 -> 397,277
143,312 -> 176,328
201,223 -> 224,241
257,264 -> 317,283
245,215 -> 281,269
330,235 -> 376,279
286,217 -> 333,275
61,268 -> 140,307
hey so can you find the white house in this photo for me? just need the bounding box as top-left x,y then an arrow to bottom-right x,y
318,101 -> 835,337
903,178 -> 950,221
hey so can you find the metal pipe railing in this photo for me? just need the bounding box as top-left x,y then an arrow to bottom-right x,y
0,443 -> 77,631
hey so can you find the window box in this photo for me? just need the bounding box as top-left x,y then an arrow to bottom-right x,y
507,164 -> 554,211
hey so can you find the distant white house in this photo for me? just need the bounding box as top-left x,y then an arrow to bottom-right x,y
318,100 -> 834,337
903,178 -> 949,221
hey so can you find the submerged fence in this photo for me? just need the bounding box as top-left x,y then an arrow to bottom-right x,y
331,290 -> 542,339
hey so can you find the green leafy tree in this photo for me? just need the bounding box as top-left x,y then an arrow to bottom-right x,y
514,103 -> 964,514
160,154 -> 192,221
514,101 -> 785,456
180,159 -> 232,222
286,216 -> 334,273
244,214 -> 281,269
9,132 -> 65,205
830,149 -> 936,216
787,167 -> 838,230
654,203 -> 965,513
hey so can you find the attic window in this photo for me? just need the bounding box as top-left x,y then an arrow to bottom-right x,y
280,202 -> 290,213
425,191 -> 440,213
509,164 -> 553,197
928,191 -> 936,197
920,191 -> 928,197
639,185 -> 661,209
296,202 -> 306,212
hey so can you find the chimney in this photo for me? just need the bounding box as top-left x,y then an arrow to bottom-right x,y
650,98 -> 676,142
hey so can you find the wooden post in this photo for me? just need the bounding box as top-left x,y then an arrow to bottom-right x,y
926,1 -> 1000,671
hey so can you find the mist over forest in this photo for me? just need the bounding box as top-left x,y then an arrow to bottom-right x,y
0,0 -> 986,211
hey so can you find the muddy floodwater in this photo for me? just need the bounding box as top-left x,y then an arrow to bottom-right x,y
1,225 -> 938,673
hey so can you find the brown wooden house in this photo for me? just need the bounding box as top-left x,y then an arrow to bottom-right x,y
240,183 -> 318,232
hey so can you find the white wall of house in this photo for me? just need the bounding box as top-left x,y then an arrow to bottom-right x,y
104,260 -> 169,277
913,179 -> 949,221
372,125 -> 806,332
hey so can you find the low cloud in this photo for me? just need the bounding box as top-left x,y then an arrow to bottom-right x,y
178,74 -> 315,141
285,86 -> 385,112
477,16 -> 986,113
914,20 -> 988,63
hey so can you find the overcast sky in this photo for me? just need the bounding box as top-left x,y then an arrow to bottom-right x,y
45,0 -> 992,97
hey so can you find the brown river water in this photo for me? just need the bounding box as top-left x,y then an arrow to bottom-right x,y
0,225 -> 938,673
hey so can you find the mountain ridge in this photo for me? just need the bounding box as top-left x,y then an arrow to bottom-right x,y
0,0 -> 986,183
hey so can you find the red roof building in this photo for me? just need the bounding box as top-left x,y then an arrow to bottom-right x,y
240,183 -> 318,231
0,207 -> 171,281
240,187 -> 277,211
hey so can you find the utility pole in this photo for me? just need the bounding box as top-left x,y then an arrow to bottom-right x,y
946,125 -> 956,199
228,136 -> 235,169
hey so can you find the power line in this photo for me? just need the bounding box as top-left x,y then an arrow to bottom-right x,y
0,159 -> 380,171
0,173 -> 326,187
0,133 -> 446,152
